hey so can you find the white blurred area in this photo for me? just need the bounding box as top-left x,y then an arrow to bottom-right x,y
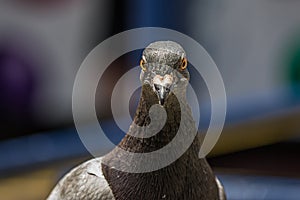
0,0 -> 112,128
188,0 -> 300,103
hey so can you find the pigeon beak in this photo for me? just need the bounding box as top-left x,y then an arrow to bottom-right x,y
154,84 -> 170,105
153,74 -> 173,105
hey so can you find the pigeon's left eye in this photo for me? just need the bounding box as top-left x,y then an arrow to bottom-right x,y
140,59 -> 146,71
180,58 -> 187,70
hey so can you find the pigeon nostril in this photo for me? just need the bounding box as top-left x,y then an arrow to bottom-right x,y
154,84 -> 161,92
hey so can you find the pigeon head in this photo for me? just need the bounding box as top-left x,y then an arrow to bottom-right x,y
140,41 -> 189,105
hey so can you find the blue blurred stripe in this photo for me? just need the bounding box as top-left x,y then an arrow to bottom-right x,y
218,174 -> 300,200
0,86 -> 300,174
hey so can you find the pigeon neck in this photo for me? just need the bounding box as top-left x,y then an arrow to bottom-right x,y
118,84 -> 200,154
101,85 -> 219,199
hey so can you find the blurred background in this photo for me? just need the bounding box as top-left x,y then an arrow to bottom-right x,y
1,0 -> 300,199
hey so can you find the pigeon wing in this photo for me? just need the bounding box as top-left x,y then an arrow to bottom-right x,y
47,157 -> 115,200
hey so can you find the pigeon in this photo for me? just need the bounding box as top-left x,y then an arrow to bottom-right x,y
47,41 -> 226,200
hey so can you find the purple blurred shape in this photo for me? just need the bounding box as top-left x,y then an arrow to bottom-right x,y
0,40 -> 37,138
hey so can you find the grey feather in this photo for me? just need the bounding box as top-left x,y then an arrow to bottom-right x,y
216,177 -> 226,200
47,157 -> 115,200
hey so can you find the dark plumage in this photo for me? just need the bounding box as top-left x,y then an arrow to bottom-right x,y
47,41 -> 226,200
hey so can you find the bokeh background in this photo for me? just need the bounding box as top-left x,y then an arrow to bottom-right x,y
1,1 -> 300,199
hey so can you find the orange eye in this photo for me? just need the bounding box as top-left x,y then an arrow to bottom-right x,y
140,59 -> 146,71
180,58 -> 187,70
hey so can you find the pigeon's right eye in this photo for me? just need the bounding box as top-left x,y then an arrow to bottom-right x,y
180,57 -> 188,70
